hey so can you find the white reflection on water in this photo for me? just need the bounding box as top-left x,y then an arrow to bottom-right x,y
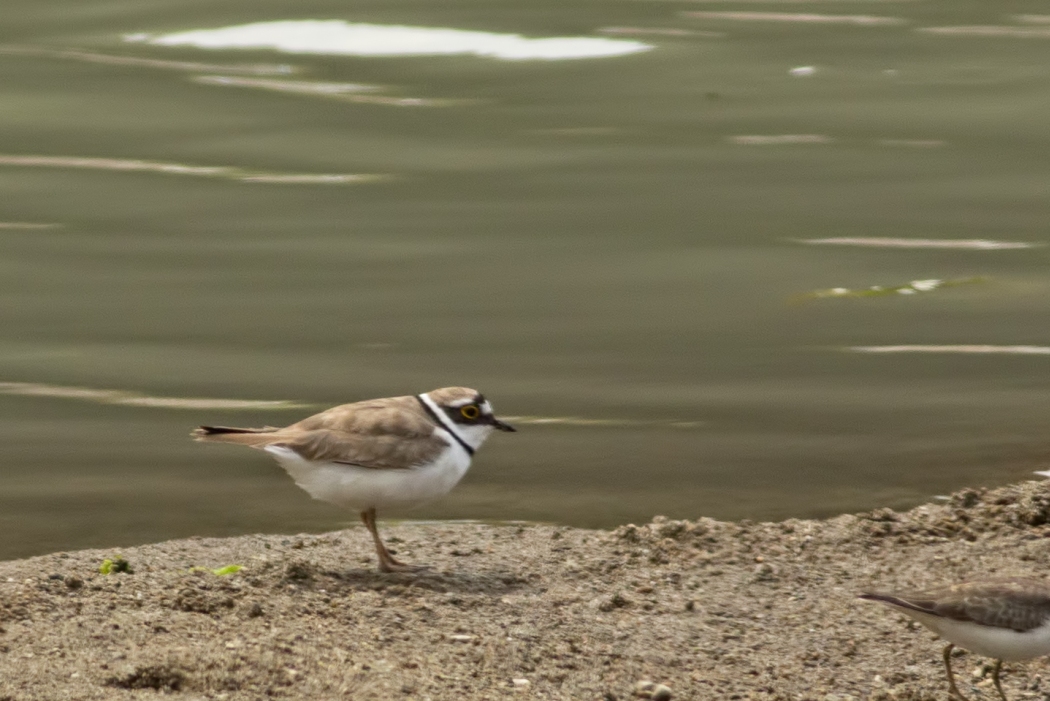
128,20 -> 652,61
877,139 -> 946,148
0,382 -> 309,410
597,27 -> 722,38
919,26 -> 1050,38
197,75 -> 377,96
796,277 -> 986,302
0,44 -> 293,75
685,0 -> 917,2
527,127 -> 620,136
731,136 -> 949,147
683,12 -> 906,25
0,222 -> 59,229
730,135 -> 833,145
849,346 -> 1050,355
0,155 -> 383,184
194,75 -> 456,107
797,237 -> 1039,250
503,416 -> 704,429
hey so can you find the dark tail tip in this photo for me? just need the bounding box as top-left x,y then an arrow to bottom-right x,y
857,592 -> 894,603
198,426 -> 244,435
192,425 -> 255,439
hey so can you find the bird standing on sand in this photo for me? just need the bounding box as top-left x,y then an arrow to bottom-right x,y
192,387 -> 515,572
860,578 -> 1050,701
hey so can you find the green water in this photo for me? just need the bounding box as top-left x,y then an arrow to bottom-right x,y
2,0 -> 1050,560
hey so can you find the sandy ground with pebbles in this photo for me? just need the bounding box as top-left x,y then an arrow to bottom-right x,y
6,481 -> 1050,700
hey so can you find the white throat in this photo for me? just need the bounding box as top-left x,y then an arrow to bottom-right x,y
417,392 -> 493,453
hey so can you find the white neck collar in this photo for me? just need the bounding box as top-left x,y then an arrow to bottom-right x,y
417,392 -> 476,454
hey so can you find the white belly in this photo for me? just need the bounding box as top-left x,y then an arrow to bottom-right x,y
910,611 -> 1050,661
264,444 -> 472,512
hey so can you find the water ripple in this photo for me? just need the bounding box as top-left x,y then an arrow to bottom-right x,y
0,155 -> 384,185
0,44 -> 293,75
597,27 -> 722,38
194,75 -> 457,107
0,222 -> 59,230
684,12 -> 907,25
918,26 -> 1050,38
684,0 -> 918,3
0,382 -> 309,410
796,237 -> 1039,250
730,135 -> 833,145
848,346 -> 1050,355
502,416 -> 704,429
877,139 -> 946,148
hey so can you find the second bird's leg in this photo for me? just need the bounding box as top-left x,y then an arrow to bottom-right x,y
943,644 -> 971,701
991,659 -> 1008,701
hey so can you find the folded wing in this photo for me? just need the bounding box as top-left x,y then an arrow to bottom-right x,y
193,394 -> 451,470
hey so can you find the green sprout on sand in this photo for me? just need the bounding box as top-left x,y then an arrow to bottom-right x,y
794,276 -> 988,303
212,564 -> 244,576
99,556 -> 133,575
188,565 -> 244,576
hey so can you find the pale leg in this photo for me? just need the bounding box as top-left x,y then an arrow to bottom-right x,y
360,508 -> 424,573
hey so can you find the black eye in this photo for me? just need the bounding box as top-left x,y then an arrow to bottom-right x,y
460,405 -> 480,420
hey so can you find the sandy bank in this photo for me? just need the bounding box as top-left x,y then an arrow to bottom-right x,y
5,480 -> 1050,700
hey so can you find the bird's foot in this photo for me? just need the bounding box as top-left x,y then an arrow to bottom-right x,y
378,559 -> 431,574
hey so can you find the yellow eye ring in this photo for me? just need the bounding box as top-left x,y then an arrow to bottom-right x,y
460,405 -> 480,420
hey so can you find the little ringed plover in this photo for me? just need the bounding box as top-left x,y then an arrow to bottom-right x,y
192,386 -> 515,572
860,578 -> 1050,701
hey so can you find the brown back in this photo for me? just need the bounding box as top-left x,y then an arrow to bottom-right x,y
193,394 -> 450,469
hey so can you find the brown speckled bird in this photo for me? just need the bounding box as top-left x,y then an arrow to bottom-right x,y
860,578 -> 1050,701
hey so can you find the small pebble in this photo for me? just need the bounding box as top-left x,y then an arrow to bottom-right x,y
753,562 -> 777,581
597,592 -> 631,612
633,681 -> 673,700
